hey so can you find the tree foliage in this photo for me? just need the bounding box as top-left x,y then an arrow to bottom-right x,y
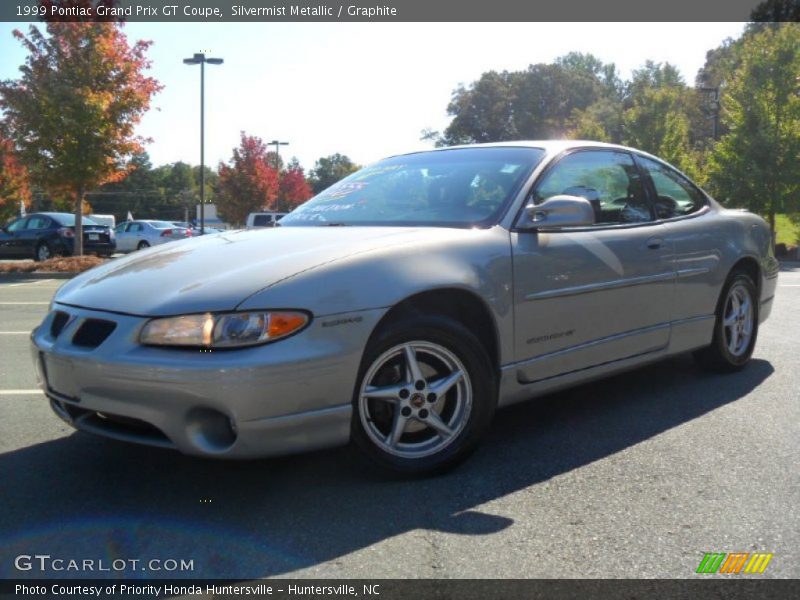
308,153 -> 360,193
707,23 -> 800,235
0,21 -> 160,253
276,158 -> 312,212
0,131 -> 32,223
215,132 -> 280,226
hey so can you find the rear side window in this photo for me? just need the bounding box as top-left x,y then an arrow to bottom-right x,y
253,215 -> 272,226
637,156 -> 707,218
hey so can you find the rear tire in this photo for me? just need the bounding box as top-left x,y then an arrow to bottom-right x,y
34,242 -> 52,262
693,270 -> 758,373
137,241 -> 150,250
351,315 -> 496,475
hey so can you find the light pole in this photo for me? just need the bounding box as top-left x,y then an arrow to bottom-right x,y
183,52 -> 223,234
269,140 -> 289,170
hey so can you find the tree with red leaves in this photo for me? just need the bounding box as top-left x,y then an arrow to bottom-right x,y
216,133 -> 281,226
0,17 -> 161,254
276,158 -> 313,212
0,132 -> 32,224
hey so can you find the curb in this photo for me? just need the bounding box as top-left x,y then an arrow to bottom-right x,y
0,272 -> 76,280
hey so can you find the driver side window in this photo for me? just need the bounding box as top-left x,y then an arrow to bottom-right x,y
534,151 -> 653,225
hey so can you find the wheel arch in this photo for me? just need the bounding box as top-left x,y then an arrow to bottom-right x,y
369,287 -> 501,375
729,255 -> 761,297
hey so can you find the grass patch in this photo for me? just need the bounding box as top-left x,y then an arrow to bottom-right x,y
775,214 -> 799,246
0,255 -> 107,274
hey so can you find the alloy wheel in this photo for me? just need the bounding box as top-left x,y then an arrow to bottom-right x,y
723,283 -> 754,357
358,341 -> 473,459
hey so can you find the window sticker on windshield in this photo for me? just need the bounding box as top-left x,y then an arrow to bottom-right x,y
351,165 -> 404,180
320,181 -> 369,199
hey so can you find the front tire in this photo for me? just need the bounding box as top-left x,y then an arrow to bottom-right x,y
693,270 -> 758,373
351,316 -> 496,475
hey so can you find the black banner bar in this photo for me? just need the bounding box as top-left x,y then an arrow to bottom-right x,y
2,579 -> 800,600
0,0 -> 791,23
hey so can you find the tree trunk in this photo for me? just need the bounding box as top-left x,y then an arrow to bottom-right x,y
769,209 -> 776,251
74,187 -> 84,257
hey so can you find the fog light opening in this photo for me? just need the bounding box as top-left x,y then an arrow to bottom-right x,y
185,407 -> 237,453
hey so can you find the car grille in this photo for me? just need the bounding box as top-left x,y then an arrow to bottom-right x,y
50,398 -> 174,448
72,318 -> 117,348
50,311 -> 70,337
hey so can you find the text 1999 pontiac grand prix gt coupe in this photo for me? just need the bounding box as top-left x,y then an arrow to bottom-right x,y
31,141 -> 779,474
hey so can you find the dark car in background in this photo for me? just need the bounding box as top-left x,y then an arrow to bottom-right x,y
0,212 -> 116,261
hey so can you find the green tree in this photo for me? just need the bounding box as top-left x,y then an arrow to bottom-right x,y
0,22 -> 160,253
308,153 -> 360,193
707,23 -> 800,237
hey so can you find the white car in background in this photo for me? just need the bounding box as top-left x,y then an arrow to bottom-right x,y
246,212 -> 286,228
113,220 -> 192,253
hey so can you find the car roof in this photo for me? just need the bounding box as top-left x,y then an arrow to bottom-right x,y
389,140 -> 659,160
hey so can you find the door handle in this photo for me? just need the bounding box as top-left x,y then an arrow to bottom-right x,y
646,237 -> 663,250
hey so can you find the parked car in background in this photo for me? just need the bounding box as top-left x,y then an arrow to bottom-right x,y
0,212 -> 115,261
113,220 -> 192,253
31,142 -> 778,474
192,226 -> 224,235
246,212 -> 286,228
88,214 -> 116,229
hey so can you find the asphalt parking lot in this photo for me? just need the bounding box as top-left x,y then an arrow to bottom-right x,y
0,268 -> 798,579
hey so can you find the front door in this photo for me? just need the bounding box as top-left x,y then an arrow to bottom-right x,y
0,217 -> 28,257
511,149 -> 674,383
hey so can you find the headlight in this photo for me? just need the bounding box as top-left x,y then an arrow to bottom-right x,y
139,311 -> 309,348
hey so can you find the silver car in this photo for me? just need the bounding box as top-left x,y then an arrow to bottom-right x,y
113,219 -> 193,253
30,142 -> 779,474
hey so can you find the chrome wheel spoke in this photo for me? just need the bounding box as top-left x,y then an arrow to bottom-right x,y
403,344 -> 426,384
728,326 -> 740,353
429,369 -> 463,397
723,312 -> 737,327
387,410 -> 408,447
739,296 -> 751,319
363,384 -> 403,402
422,410 -> 454,439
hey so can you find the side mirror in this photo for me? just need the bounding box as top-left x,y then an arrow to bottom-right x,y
522,195 -> 595,229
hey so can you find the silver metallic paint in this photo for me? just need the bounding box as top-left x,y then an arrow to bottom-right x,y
30,141 -> 779,458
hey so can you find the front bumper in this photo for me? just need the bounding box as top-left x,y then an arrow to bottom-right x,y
31,303 -> 385,458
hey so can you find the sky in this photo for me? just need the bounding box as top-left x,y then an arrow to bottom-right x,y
0,22 -> 746,172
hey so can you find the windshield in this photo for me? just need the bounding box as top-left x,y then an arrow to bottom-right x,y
52,214 -> 98,226
280,147 -> 545,227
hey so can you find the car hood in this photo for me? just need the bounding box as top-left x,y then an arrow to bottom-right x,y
54,226 -> 438,316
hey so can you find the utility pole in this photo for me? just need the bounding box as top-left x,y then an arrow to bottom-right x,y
183,52 -> 224,234
269,140 -> 289,170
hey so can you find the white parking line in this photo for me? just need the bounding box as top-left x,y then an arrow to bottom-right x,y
7,279 -> 53,287
0,331 -> 31,334
0,302 -> 50,305
0,389 -> 41,395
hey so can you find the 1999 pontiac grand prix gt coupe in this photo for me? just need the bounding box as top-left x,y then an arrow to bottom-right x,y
31,141 -> 779,474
